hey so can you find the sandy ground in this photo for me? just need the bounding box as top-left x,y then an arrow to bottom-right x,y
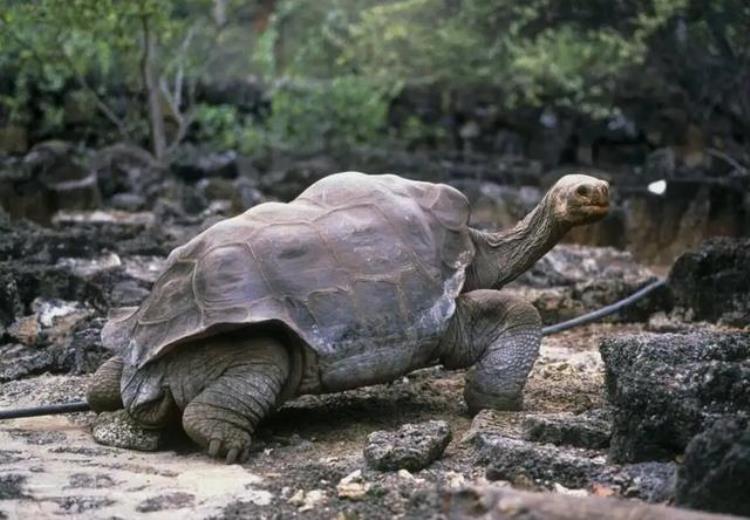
0,323 -> 644,519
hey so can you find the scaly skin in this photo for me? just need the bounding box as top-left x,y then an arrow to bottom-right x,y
465,174 -> 609,290
89,335 -> 289,464
439,290 -> 542,412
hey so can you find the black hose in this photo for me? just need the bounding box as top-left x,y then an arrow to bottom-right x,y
542,278 -> 666,336
0,400 -> 91,419
0,279 -> 666,420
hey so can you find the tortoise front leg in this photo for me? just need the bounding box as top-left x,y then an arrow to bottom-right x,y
86,356 -> 124,412
439,290 -> 542,413
181,336 -> 290,464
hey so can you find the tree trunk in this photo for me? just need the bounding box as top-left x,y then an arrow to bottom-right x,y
141,15 -> 166,162
212,0 -> 227,26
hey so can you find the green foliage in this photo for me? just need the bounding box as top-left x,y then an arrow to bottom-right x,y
399,116 -> 448,148
0,0 -> 240,152
192,103 -> 268,155
193,104 -> 242,147
267,76 -> 390,152
261,0 -> 691,118
1,0 -> 747,153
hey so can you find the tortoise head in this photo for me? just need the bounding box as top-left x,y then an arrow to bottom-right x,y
548,174 -> 610,226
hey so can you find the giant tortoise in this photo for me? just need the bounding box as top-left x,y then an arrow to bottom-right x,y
87,171 -> 609,462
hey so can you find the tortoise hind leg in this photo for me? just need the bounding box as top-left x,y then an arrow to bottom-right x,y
439,289 -> 542,413
86,356 -> 124,412
181,336 -> 290,464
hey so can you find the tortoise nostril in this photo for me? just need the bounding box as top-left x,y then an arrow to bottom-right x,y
576,185 -> 591,197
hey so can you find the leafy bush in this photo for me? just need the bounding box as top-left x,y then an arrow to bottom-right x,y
192,103 -> 269,155
268,76 -> 391,152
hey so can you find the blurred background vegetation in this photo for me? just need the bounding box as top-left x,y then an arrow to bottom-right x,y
0,0 -> 747,165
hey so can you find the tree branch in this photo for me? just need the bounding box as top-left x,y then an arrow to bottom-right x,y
59,51 -> 134,141
707,148 -> 749,176
161,17 -> 230,157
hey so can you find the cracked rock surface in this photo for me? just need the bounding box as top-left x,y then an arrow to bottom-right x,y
363,420 -> 452,472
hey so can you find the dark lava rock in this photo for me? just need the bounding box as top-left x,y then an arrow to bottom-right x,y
0,263 -> 106,313
517,245 -> 653,290
522,410 -> 611,449
669,238 -> 750,327
90,143 -> 162,200
26,141 -> 101,211
66,473 -> 116,489
197,78 -> 267,112
196,177 -> 262,214
57,315 -> 110,374
0,474 -> 27,500
0,269 -> 23,326
593,462 -> 676,503
110,192 -> 147,212
0,300 -> 107,381
108,279 -> 150,307
233,177 -> 265,211
475,434 -> 604,489
601,331 -> 750,463
364,420 -> 452,472
0,343 -> 55,383
172,148 -> 238,182
0,140 -> 101,223
675,417 -> 750,516
136,492 -> 195,513
454,180 -> 542,230
507,245 -> 668,325
259,155 -> 339,201
52,496 -> 116,515
0,210 -> 164,264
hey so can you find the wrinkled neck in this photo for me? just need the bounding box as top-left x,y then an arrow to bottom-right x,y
466,194 -> 570,290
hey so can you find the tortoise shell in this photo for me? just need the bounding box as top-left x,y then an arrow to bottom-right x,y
103,172 -> 475,372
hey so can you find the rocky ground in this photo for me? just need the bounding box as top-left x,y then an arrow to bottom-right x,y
1,316 -> 746,519
0,323 -> 683,518
0,143 -> 748,519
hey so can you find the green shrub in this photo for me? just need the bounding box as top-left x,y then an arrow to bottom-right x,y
268,75 -> 391,152
192,103 -> 268,156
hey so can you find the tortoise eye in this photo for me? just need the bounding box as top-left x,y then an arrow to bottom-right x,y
576,185 -> 591,197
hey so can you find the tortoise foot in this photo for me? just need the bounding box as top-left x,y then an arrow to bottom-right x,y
182,404 -> 253,464
464,385 -> 523,414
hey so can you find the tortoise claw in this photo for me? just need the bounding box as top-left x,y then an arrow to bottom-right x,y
208,439 -> 221,458
226,447 -> 240,464
202,434 -> 251,464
